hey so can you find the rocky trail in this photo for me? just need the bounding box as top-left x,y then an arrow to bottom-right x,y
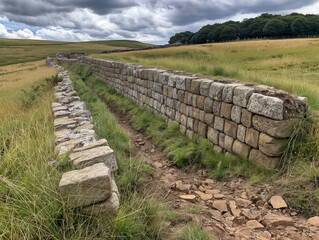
106,104 -> 319,240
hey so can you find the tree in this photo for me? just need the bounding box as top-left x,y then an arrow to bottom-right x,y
169,31 -> 194,44
263,19 -> 287,37
291,17 -> 308,36
220,26 -> 237,41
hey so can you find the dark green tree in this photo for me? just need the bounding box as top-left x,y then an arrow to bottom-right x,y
291,17 -> 308,36
263,19 -> 287,37
169,31 -> 194,44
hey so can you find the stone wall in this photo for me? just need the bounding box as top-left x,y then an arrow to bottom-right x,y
46,57 -> 120,217
57,54 -> 308,169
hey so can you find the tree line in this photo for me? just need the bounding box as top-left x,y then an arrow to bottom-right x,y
169,13 -> 319,44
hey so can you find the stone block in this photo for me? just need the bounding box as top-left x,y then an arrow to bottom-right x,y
197,96 -> 205,110
175,111 -> 181,123
177,90 -> 185,102
237,125 -> 246,142
252,115 -> 298,138
198,121 -> 207,138
54,117 -> 77,130
193,108 -> 200,119
82,192 -> 119,217
214,116 -> 224,131
204,113 -> 214,126
193,119 -> 199,132
200,79 -> 213,96
212,101 -> 221,116
184,92 -> 193,105
222,83 -> 242,103
213,145 -> 223,154
247,93 -> 284,120
72,139 -> 109,153
241,109 -> 252,128
186,129 -> 194,139
207,127 -> 219,145
224,135 -> 234,152
233,140 -> 251,159
259,133 -> 287,157
199,110 -> 205,122
219,133 -> 225,149
59,163 -> 112,208
175,76 -> 187,90
192,95 -> 197,107
245,128 -> 259,148
233,86 -> 254,107
231,105 -> 242,123
249,149 -> 279,169
204,97 -> 214,113
187,117 -> 194,130
168,74 -> 177,87
190,79 -> 202,94
220,103 -> 232,119
209,82 -> 225,101
224,120 -> 238,139
70,145 -> 117,171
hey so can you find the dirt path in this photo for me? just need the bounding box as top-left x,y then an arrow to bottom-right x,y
107,104 -> 319,240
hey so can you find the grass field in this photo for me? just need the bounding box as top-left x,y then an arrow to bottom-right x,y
0,39 -> 152,67
95,38 -> 319,110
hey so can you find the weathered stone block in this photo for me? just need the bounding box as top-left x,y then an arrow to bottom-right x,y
249,149 -> 279,169
204,97 -> 214,113
54,117 -> 77,130
82,192 -> 119,217
259,133 -> 287,157
220,103 -> 232,119
241,109 -> 252,128
231,105 -> 242,123
175,111 -> 181,123
237,125 -> 246,142
224,120 -> 238,139
59,163 -> 112,208
207,127 -> 219,145
186,129 -> 194,139
198,121 -> 207,137
177,90 -> 185,102
184,92 -> 193,105
175,76 -> 187,90
70,145 -> 117,171
192,95 -> 197,107
222,84 -> 242,103
214,116 -> 224,131
199,110 -> 205,122
209,82 -> 226,101
245,128 -> 259,148
197,96 -> 205,110
219,133 -> 225,148
200,79 -> 213,96
224,135 -> 234,152
247,93 -> 284,120
233,140 -> 251,159
193,108 -> 200,119
190,79 -> 202,94
73,139 -> 108,153
212,101 -> 221,116
213,145 -> 223,153
187,117 -> 194,130
252,115 -> 298,138
204,113 -> 214,126
233,86 -> 254,107
193,119 -> 199,132
168,74 -> 177,87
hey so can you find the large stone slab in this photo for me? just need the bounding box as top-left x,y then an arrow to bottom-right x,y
233,86 -> 254,107
233,140 -> 251,159
249,149 -> 279,169
247,93 -> 284,120
73,139 -> 109,153
252,115 -> 298,138
59,163 -> 112,208
54,117 -> 77,130
259,133 -> 287,157
70,145 -> 117,171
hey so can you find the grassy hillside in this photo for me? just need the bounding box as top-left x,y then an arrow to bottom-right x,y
95,38 -> 319,110
0,39 -> 152,67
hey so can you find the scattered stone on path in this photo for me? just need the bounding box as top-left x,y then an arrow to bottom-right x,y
214,193 -> 225,199
206,189 -> 220,195
203,178 -> 215,185
234,227 -> 252,239
235,197 -> 252,208
213,200 -> 228,213
194,191 -> 213,201
179,194 -> 196,202
229,200 -> 241,217
246,220 -> 264,230
307,216 -> 319,227
261,213 -> 294,228
269,195 -> 287,209
174,180 -> 191,194
152,161 -> 163,168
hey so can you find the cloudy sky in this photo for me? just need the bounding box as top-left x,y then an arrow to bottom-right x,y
0,0 -> 319,44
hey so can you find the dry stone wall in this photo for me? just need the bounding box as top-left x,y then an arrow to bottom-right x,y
57,54 -> 308,169
46,57 -> 119,217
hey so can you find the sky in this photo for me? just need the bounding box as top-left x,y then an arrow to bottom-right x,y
0,0 -> 319,44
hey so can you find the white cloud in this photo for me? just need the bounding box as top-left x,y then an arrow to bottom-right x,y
35,27 -> 94,41
0,23 -> 37,39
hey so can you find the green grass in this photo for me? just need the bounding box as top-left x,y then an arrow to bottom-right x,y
0,39 -> 152,67
94,38 -> 319,110
178,223 -> 213,240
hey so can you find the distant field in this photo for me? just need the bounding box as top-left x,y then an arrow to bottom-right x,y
0,39 -> 152,66
95,38 -> 319,110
